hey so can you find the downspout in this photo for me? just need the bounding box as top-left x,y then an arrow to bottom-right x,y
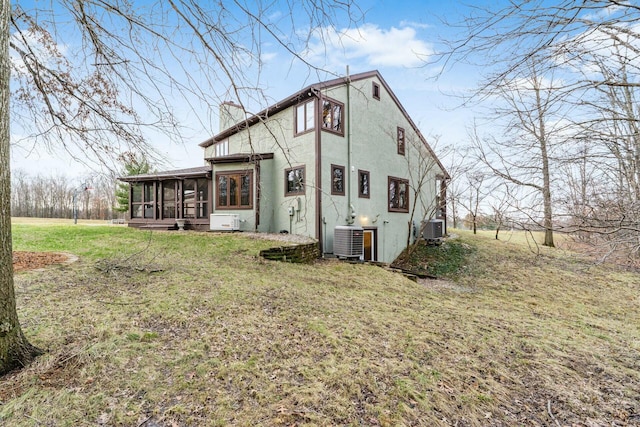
346,66 -> 355,225
255,160 -> 261,231
312,88 -> 323,255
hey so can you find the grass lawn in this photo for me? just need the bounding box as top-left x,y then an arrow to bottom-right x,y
2,222 -> 639,426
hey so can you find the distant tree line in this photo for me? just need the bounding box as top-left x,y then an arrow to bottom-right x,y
10,169 -> 120,220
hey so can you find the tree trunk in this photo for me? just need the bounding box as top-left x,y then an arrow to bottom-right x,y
535,85 -> 555,248
0,0 -> 42,375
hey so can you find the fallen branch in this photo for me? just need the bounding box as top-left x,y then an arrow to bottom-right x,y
96,299 -> 150,306
547,400 -> 561,427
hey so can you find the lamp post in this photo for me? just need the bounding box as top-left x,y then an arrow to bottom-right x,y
73,182 -> 90,224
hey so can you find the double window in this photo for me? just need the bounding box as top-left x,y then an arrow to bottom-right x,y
131,183 -> 155,219
216,171 -> 253,209
183,178 -> 209,218
285,166 -> 305,196
388,176 -> 409,212
295,101 -> 315,135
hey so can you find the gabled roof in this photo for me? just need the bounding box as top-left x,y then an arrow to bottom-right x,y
200,70 -> 449,178
118,165 -> 211,182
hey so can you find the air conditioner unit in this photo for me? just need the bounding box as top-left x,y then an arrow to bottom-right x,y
210,213 -> 240,231
334,226 -> 364,259
422,219 -> 444,240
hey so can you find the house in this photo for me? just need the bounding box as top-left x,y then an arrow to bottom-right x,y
119,70 -> 449,263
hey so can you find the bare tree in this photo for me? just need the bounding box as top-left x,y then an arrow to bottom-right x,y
1,0 -> 42,374
470,58 -> 564,247
442,145 -> 470,229
438,1 -> 640,254
2,0 -> 363,374
404,133 -> 443,247
462,170 -> 487,235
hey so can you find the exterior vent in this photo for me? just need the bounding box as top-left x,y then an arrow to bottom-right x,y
334,226 -> 364,259
422,219 -> 444,240
210,213 -> 240,231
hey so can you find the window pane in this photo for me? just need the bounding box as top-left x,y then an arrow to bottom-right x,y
218,176 -> 227,206
163,203 -> 175,219
359,171 -> 369,197
229,177 -> 237,206
197,202 -> 207,218
241,175 -> 250,206
389,181 -> 397,209
306,102 -> 314,130
332,105 -> 342,131
144,203 -> 154,218
196,178 -> 208,201
144,183 -> 154,203
332,166 -> 344,194
131,204 -> 142,218
183,179 -> 195,218
296,104 -> 305,133
322,101 -> 332,128
399,182 -> 407,209
162,182 -> 176,219
287,168 -> 304,193
132,184 -> 142,203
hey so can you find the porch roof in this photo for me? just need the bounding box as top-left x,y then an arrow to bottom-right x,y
205,152 -> 274,164
118,165 -> 211,182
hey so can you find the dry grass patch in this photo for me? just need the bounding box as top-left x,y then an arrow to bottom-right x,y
1,226 -> 639,426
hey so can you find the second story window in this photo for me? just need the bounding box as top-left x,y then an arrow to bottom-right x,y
295,101 -> 315,135
215,139 -> 229,157
372,82 -> 380,100
397,127 -> 405,156
322,99 -> 343,135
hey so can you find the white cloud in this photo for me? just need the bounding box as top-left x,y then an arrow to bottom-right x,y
260,51 -> 278,63
399,20 -> 431,30
303,23 -> 434,68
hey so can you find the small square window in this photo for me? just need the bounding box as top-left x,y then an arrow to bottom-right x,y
331,164 -> 345,196
285,166 -> 305,196
372,82 -> 380,100
358,170 -> 370,198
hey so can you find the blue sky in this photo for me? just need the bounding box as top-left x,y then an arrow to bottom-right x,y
10,0 -> 479,179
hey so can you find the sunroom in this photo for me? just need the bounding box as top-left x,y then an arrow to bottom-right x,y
119,166 -> 212,230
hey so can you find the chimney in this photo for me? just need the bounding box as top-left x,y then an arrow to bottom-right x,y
219,101 -> 246,132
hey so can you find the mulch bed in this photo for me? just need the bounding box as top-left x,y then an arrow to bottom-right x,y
12,251 -> 71,272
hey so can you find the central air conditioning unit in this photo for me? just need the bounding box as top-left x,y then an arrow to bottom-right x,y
422,219 -> 444,240
210,213 -> 240,231
334,226 -> 364,259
